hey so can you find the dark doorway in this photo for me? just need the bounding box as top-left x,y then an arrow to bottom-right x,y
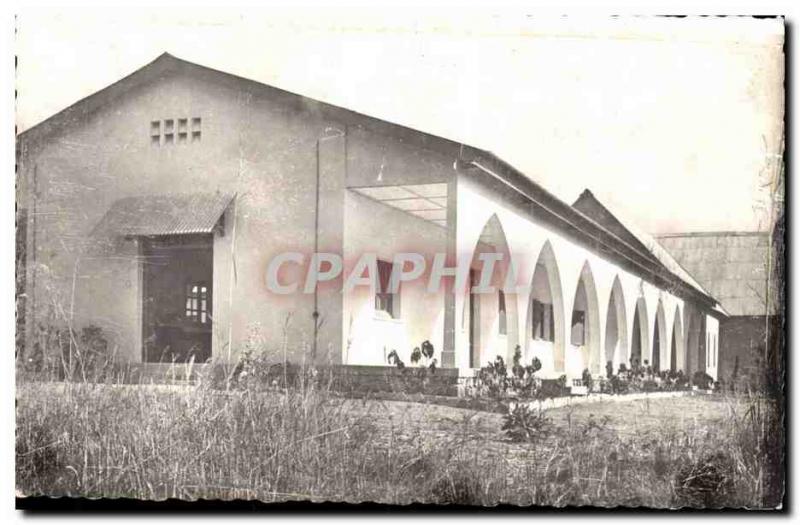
670,329 -> 677,371
697,316 -> 707,375
652,317 -> 661,372
142,234 -> 213,363
631,308 -> 642,366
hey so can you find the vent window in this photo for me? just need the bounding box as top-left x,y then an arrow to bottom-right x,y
192,117 -> 202,142
150,117 -> 202,146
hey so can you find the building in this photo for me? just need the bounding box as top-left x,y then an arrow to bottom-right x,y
657,231 -> 780,384
16,53 -> 725,383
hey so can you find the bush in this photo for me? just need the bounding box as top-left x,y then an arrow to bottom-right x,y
502,404 -> 552,443
581,368 -> 594,392
385,341 -> 442,395
471,347 -> 547,401
692,371 -> 714,390
230,348 -> 316,392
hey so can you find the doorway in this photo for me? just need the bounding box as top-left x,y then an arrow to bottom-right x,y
141,234 -> 213,363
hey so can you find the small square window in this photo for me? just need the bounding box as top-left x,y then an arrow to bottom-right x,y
178,118 -> 188,131
151,135 -> 160,146
164,133 -> 174,145
191,117 -> 202,130
191,131 -> 201,142
178,132 -> 188,144
150,120 -> 161,134
164,119 -> 174,131
186,282 -> 210,324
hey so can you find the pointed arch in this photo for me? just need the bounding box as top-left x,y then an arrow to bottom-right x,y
568,261 -> 602,375
604,275 -> 628,371
525,240 -> 565,374
630,296 -> 649,368
465,214 -> 518,368
652,299 -> 668,372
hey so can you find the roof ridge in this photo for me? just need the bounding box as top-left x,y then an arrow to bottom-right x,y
571,188 -> 718,303
18,52 -> 722,312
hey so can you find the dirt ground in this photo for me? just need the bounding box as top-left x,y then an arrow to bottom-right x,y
344,392 -> 736,442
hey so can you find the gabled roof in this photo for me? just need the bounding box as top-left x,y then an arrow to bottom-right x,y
17,52 -> 467,160
18,52 -> 721,311
572,189 -> 717,305
572,190 -> 661,265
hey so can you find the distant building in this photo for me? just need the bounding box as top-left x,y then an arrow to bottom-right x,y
16,53 -> 724,382
657,232 -> 779,383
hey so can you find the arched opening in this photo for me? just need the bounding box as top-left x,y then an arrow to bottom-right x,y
604,276 -> 628,373
466,214 -> 518,368
567,262 -> 601,377
670,306 -> 683,371
525,241 -> 565,375
630,296 -> 648,368
652,300 -> 667,372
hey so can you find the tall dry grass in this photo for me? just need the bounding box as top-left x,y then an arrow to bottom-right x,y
16,375 -> 782,508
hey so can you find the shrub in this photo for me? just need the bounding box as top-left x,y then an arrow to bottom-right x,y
387,349 -> 406,370
229,348 -> 317,392
502,404 -> 552,443
581,368 -> 594,392
385,341 -> 442,394
609,374 -> 628,395
692,371 -> 714,390
471,347 -> 547,401
473,355 -> 509,399
77,325 -> 113,378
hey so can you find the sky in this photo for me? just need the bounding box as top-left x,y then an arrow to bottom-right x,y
14,10 -> 785,234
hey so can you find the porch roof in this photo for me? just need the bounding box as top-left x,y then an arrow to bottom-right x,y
92,192 -> 234,237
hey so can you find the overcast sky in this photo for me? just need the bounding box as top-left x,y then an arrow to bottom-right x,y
15,11 -> 784,234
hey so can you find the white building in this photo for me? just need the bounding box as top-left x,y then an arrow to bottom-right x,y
16,54 -> 724,383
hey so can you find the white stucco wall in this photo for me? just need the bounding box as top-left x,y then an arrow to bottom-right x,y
705,314 -> 720,380
454,174 -> 697,380
342,190 -> 447,366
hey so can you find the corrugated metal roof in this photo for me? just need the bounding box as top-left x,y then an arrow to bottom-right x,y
655,232 -> 775,317
92,192 -> 234,237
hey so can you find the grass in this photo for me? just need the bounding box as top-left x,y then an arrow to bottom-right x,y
15,379 -> 783,508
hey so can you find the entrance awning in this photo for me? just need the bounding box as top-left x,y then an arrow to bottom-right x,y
92,192 -> 235,237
